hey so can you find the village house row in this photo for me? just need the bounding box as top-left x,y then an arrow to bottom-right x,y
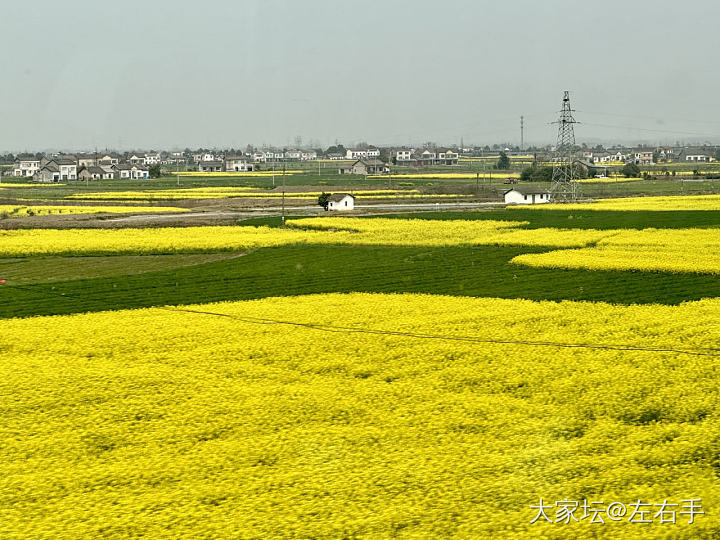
7,147 -> 460,181
11,153 -> 156,181
7,144 -> 718,182
581,147 -> 716,165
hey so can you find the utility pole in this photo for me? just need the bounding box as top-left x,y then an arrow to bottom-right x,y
281,163 -> 286,227
549,91 -> 580,203
520,116 -> 524,152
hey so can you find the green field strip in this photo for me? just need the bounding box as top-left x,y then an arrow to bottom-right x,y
1,244 -> 720,319
0,253 -> 240,284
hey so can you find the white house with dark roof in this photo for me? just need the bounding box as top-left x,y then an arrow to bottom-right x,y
345,147 -> 380,160
632,150 -> 654,165
327,193 -> 355,211
683,148 -> 713,162
144,153 -> 161,165
100,165 -> 117,179
591,152 -> 612,163
197,160 -> 223,172
35,158 -> 77,181
76,153 -> 99,168
35,163 -> 62,182
78,166 -> 108,181
394,149 -> 414,163
224,156 -> 254,172
129,154 -> 147,165
436,149 -> 459,165
117,163 -> 150,179
504,187 -> 551,205
99,154 -> 120,166
12,158 -> 40,177
419,149 -> 436,164
339,159 -> 388,175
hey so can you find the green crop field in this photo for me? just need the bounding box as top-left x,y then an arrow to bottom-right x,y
2,207 -> 720,320
3,199 -> 720,538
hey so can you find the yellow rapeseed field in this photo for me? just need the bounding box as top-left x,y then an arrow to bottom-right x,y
66,189 -> 423,201
0,205 -> 186,217
288,217 -> 610,248
2,218 -> 718,275
522,194 -> 720,211
0,219 -> 615,257
66,187 -> 256,201
576,177 -> 643,183
1,293 -> 719,538
367,172 -> 521,179
0,226 -> 328,256
460,155 -> 535,160
175,171 -> 303,177
0,182 -> 66,187
512,227 -> 720,274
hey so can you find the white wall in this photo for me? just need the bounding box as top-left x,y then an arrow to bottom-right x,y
504,190 -> 550,205
328,196 -> 354,210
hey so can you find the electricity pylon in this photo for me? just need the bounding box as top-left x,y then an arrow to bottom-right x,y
549,91 -> 580,203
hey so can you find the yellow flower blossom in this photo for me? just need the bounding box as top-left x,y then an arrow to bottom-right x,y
522,194 -> 720,211
1,293 -> 719,537
0,205 -> 186,217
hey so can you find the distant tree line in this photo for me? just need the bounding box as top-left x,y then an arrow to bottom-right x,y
519,163 -> 598,182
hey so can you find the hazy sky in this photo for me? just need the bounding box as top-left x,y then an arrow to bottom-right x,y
2,0 -> 719,152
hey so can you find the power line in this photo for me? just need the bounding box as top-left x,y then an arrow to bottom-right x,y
3,282 -> 716,358
577,109 -> 720,127
580,121 -> 717,138
158,305 -> 720,358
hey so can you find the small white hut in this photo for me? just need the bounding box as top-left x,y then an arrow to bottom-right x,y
327,193 -> 355,211
503,187 -> 551,205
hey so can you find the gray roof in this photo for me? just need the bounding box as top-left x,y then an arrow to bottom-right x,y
356,159 -> 385,166
328,193 -> 355,202
684,148 -> 713,155
117,163 -> 148,170
504,187 -> 550,195
200,160 -> 223,167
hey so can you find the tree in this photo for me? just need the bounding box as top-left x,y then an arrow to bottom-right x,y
149,165 -> 162,178
496,151 -> 510,170
317,192 -> 331,210
325,144 -> 346,156
621,163 -> 641,178
520,166 -> 553,182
